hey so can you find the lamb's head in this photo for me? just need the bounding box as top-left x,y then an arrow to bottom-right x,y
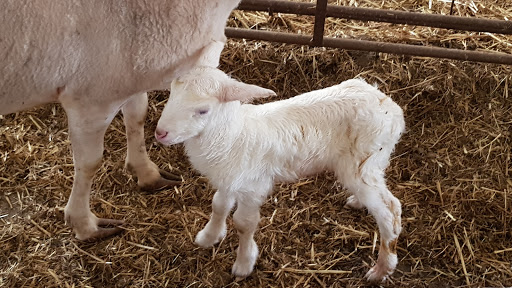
155,67 -> 275,145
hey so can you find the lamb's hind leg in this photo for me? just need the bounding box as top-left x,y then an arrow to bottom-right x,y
343,175 -> 402,282
122,93 -> 181,191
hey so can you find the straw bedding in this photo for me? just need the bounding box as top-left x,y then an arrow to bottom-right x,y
1,0 -> 511,287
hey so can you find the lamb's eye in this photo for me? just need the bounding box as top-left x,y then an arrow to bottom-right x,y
196,109 -> 209,116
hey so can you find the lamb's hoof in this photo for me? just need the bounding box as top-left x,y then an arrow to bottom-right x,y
231,262 -> 254,279
195,228 -> 226,248
364,265 -> 391,283
140,169 -> 182,192
344,195 -> 364,210
231,245 -> 258,278
75,218 -> 125,241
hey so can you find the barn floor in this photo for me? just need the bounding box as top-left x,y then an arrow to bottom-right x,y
1,1 -> 511,287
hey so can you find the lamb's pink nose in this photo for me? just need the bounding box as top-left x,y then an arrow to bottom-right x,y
155,128 -> 168,141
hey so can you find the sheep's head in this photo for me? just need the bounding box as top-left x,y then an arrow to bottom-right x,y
155,67 -> 275,145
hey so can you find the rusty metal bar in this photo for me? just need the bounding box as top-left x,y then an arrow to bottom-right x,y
225,27 -> 512,65
236,0 -> 512,35
312,0 -> 328,46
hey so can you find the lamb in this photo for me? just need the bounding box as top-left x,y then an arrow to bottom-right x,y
155,66 -> 406,282
0,0 -> 241,241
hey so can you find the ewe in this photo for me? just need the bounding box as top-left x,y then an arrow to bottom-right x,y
0,1 -> 240,240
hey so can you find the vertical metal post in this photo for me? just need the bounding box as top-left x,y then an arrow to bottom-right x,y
312,0 -> 328,46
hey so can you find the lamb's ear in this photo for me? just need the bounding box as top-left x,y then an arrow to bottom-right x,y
219,78 -> 276,103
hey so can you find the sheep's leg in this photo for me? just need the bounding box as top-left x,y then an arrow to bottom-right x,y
231,201 -> 261,277
344,178 -> 402,282
122,92 -> 181,191
195,190 -> 235,247
63,101 -> 125,241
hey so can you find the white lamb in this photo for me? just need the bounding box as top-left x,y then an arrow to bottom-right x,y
155,67 -> 405,282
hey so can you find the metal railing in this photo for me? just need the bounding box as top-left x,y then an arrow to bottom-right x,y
225,0 -> 512,65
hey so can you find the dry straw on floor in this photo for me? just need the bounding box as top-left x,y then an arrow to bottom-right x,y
1,0 -> 511,287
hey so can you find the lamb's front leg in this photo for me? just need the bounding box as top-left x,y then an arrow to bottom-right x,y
122,93 -> 181,191
231,201 -> 262,277
195,190 -> 235,247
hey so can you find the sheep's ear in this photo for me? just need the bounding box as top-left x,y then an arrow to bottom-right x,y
169,40 -> 225,80
196,40 -> 225,68
219,79 -> 276,103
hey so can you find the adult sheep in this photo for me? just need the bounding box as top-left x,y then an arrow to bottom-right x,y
0,0 -> 240,241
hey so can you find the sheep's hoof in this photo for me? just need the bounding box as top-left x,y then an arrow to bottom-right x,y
77,218 -> 125,241
139,169 -> 182,192
158,169 -> 182,181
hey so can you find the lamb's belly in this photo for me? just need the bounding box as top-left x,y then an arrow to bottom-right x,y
273,160 -> 328,183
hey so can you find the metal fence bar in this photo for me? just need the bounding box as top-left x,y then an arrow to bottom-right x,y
312,0 -> 328,46
225,27 -> 512,65
236,0 -> 512,35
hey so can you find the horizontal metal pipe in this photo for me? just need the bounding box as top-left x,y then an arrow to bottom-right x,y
225,27 -> 512,65
237,0 -> 512,35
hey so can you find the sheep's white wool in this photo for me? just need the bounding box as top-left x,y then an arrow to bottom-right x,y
0,1 -> 240,240
157,67 -> 405,282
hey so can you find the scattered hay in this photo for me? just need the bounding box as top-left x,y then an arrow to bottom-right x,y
1,1 -> 511,287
